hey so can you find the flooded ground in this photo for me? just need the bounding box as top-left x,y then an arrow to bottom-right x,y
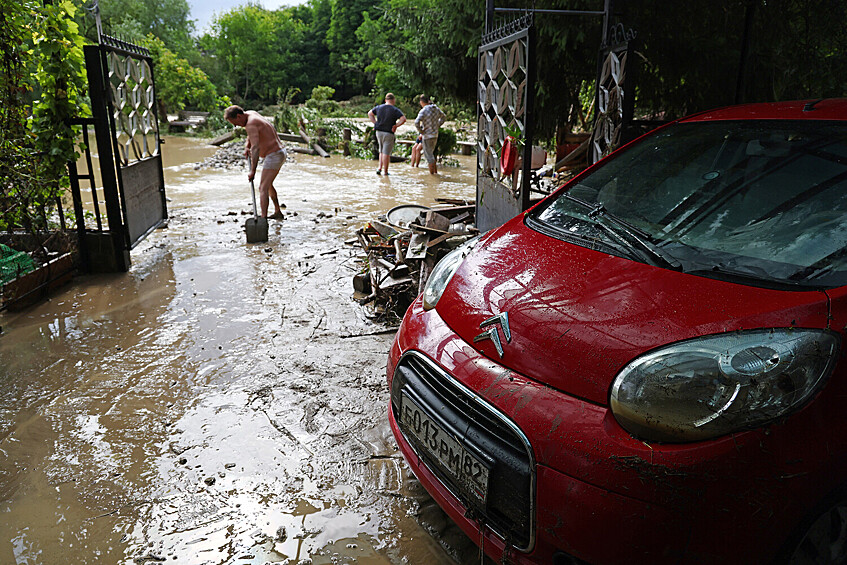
0,137 -> 483,564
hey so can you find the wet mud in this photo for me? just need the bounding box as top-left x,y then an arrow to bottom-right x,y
0,137 -> 481,564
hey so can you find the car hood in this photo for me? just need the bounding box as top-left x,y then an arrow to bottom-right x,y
435,219 -> 831,406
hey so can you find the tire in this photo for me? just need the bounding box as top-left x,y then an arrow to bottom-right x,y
786,494 -> 847,565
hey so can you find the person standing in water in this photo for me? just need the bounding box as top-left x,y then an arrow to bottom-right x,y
414,94 -> 447,174
368,93 -> 406,176
224,105 -> 286,219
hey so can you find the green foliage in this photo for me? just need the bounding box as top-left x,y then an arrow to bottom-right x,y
1,0 -> 86,234
78,0 -> 197,60
363,57 -> 413,99
196,108 -> 231,138
434,127 -> 456,159
203,5 -> 307,103
310,85 -> 335,101
305,85 -> 341,113
369,0 -> 481,102
77,0 -> 847,147
305,98 -> 342,114
326,0 -> 382,96
142,35 -> 223,115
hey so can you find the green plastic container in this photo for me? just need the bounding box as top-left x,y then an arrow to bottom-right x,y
0,244 -> 36,286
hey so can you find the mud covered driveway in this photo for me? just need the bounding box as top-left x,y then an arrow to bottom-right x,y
0,139 -> 481,564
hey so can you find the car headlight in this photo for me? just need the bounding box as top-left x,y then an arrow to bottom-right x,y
610,329 -> 839,443
422,236 -> 480,310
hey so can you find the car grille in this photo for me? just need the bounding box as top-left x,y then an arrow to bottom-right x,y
391,351 -> 535,551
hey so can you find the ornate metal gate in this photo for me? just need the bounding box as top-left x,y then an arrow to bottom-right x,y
68,34 -> 167,272
476,15 -> 535,232
590,23 -> 638,164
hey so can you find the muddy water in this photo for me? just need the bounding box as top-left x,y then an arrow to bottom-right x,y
0,137 -> 482,564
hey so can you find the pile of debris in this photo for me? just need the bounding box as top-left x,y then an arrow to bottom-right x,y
194,141 -> 248,170
351,199 -> 477,318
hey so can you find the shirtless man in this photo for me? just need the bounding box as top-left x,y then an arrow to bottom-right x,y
224,105 -> 286,219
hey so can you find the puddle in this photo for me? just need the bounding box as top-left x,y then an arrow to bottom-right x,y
0,137 -> 479,564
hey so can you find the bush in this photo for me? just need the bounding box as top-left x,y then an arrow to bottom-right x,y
143,35 -> 220,115
305,98 -> 341,115
310,86 -> 335,102
434,128 -> 457,159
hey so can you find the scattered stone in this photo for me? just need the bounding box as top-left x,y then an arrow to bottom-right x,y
275,525 -> 287,542
178,458 -> 187,465
225,463 -> 236,469
133,555 -> 165,564
203,477 -> 215,486
193,141 -> 250,170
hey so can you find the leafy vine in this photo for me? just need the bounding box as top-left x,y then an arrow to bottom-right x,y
0,0 -> 87,234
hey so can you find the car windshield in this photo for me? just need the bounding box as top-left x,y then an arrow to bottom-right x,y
531,120 -> 847,288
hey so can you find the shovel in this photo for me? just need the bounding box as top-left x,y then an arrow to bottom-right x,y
245,179 -> 268,243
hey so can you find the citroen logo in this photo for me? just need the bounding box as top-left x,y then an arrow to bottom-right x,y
473,312 -> 511,357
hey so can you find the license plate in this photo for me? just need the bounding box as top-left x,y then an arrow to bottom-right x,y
400,392 -> 490,504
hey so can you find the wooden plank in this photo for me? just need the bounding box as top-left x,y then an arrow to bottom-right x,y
278,132 -> 307,143
426,233 -> 452,248
449,211 -> 471,224
430,204 -> 475,218
435,198 -> 472,206
288,146 -> 318,156
210,131 -> 235,146
424,211 -> 450,232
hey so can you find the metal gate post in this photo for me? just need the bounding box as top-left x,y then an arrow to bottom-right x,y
83,44 -> 130,271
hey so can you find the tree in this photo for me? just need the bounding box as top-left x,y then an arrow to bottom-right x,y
202,5 -> 306,104
326,0 -> 382,96
374,0 -> 481,102
78,0 -> 198,60
142,35 -> 221,115
282,0 -> 334,102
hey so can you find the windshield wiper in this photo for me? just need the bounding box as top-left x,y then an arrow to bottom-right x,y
686,265 -> 804,290
564,194 -> 682,270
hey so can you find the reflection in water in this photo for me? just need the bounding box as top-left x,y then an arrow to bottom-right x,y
1,137 -> 476,564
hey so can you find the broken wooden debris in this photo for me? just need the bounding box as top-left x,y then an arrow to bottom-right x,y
424,211 -> 450,232
351,202 -> 478,317
299,125 -> 331,158
210,131 -> 236,146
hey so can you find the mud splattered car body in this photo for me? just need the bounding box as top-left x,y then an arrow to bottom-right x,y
387,99 -> 847,563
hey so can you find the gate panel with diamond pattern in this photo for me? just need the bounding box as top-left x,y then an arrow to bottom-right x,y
476,16 -> 535,232
590,25 -> 638,164
101,36 -> 167,248
73,37 -> 167,272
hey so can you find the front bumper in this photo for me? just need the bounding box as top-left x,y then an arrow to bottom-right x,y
387,298 -> 825,564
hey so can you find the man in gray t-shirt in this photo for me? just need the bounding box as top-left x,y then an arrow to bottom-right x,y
368,93 -> 406,176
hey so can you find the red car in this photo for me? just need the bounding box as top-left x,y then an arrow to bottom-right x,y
387,99 -> 847,564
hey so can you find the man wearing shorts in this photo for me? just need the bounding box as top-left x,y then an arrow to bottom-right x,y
368,93 -> 406,176
414,94 -> 447,174
224,105 -> 286,219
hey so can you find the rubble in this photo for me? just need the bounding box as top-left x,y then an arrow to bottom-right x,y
350,198 -> 477,318
194,140 -> 248,170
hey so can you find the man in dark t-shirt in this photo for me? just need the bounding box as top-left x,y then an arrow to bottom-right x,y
368,93 -> 406,176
